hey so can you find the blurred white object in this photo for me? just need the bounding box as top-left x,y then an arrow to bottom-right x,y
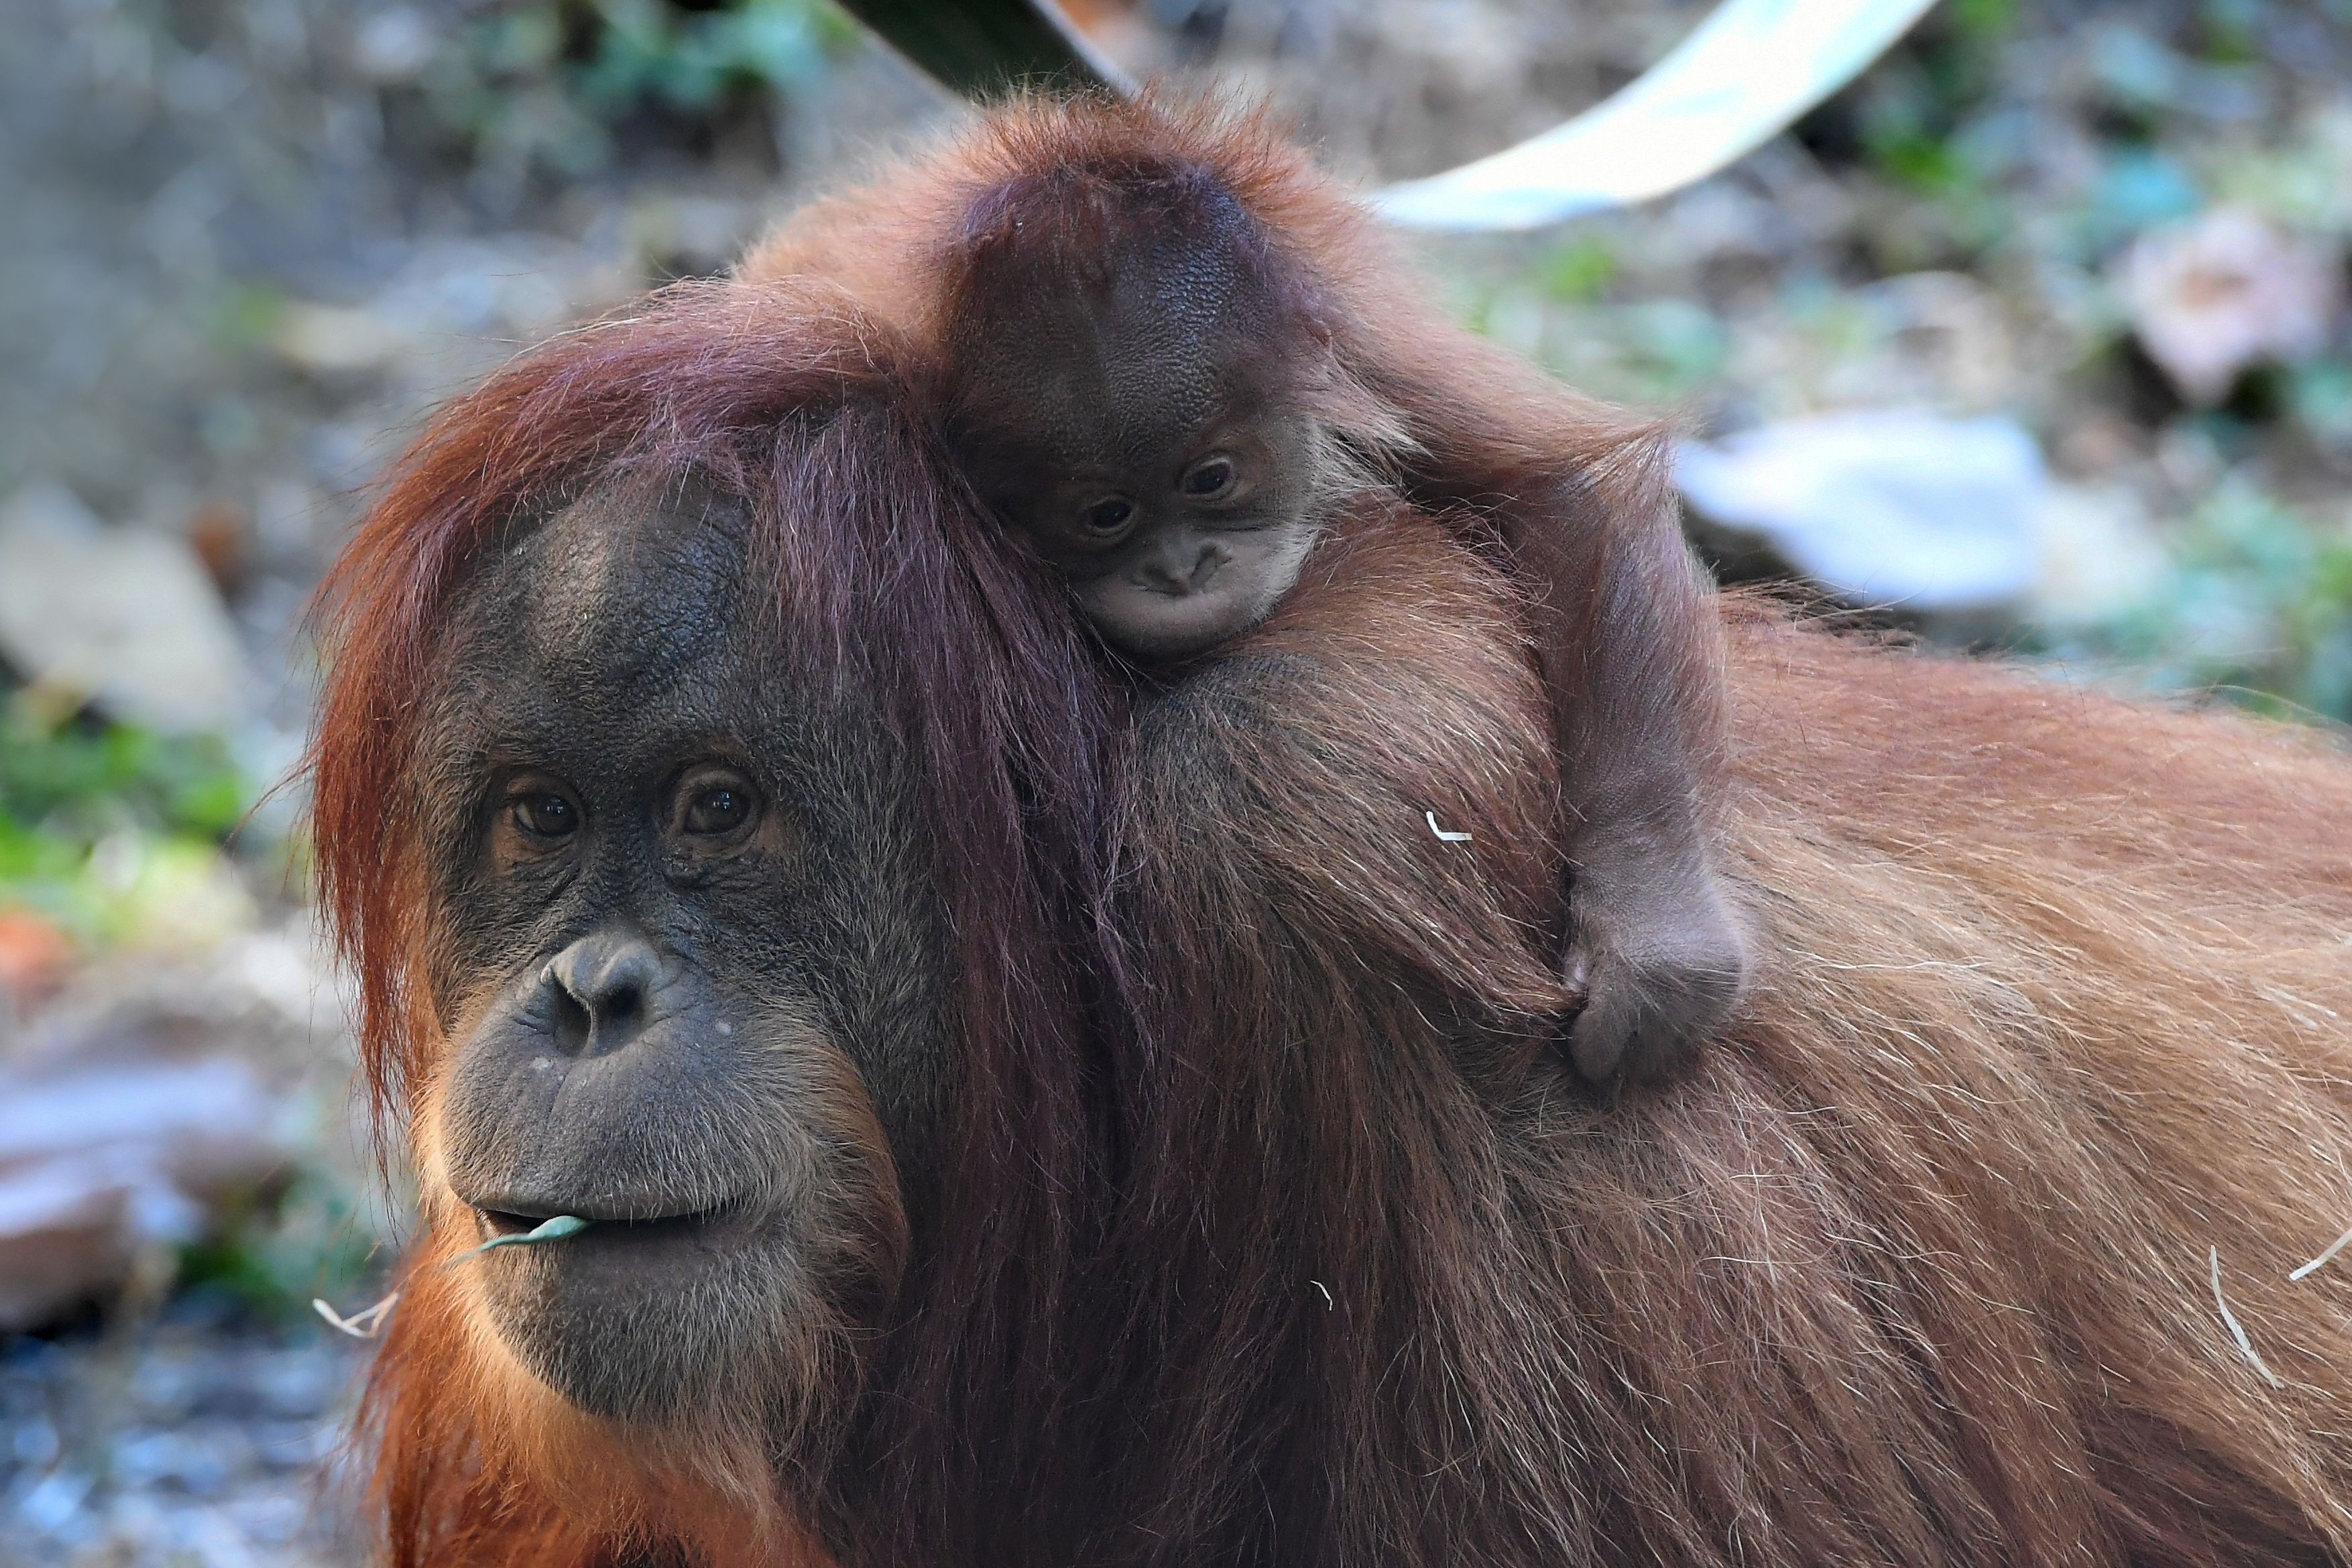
1675,411 -> 2044,610
2027,481 -> 2169,627
270,302 -> 415,376
1374,0 -> 1942,231
2115,208 -> 2343,405
0,483 -> 249,732
351,7 -> 441,85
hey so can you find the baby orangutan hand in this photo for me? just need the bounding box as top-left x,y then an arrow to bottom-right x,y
1562,853 -> 1747,1086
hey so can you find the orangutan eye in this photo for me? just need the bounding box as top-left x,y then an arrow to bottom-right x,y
510,792 -> 578,842
1079,496 -> 1136,536
684,786 -> 748,836
672,768 -> 760,840
1180,455 -> 1236,499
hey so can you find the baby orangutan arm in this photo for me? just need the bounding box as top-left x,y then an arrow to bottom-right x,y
1000,169 -> 1743,1083
1337,296 -> 1747,1083
1490,436 -> 1745,1084
740,98 -> 1748,1083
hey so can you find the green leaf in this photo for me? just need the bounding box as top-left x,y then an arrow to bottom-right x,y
450,1213 -> 595,1264
1539,237 -> 1619,304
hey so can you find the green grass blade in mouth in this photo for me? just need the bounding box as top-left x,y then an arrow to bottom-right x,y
450,1213 -> 594,1265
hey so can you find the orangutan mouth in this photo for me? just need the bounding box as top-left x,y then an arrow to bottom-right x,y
474,1203 -> 743,1244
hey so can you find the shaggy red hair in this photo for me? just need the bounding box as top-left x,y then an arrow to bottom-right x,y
310,99 -> 2352,1568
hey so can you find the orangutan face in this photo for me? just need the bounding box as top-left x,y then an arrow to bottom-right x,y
409,478 -> 945,1439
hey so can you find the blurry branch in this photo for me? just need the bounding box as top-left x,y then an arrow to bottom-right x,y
827,0 -> 1131,96
1375,0 -> 1944,230
827,0 -> 1940,230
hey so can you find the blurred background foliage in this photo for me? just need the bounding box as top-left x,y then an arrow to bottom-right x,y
393,0 -> 857,202
1434,0 -> 2352,721
0,699 -> 255,949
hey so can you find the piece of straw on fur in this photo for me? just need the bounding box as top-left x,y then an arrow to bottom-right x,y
1425,811 -> 1472,843
2290,1221 -> 2352,1282
314,1290 -> 400,1339
2211,1246 -> 2286,1389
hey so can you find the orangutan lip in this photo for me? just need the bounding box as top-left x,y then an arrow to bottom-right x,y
475,1203 -> 736,1240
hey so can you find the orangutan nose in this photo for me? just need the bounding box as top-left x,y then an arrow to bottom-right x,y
542,930 -> 674,1055
1136,538 -> 1230,595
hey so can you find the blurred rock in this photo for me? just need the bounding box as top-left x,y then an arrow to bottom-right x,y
1675,411 -> 2046,611
349,7 -> 440,86
1,1319 -> 369,1567
0,483 -> 249,733
270,240 -> 639,398
268,302 -> 412,377
2029,481 -> 2171,626
2052,411 -> 2143,478
185,499 -> 250,596
366,237 -> 634,345
0,917 -> 349,1333
625,193 -> 764,280
2115,207 -> 2343,405
0,1164 -> 138,1332
0,1048 -> 286,1331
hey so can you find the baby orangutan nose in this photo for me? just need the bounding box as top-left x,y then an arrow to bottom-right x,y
1135,534 -> 1230,595
541,928 -> 680,1056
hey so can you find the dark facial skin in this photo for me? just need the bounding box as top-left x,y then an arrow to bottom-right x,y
412,478 -> 939,1429
1014,424 -> 1321,663
953,243 -> 1328,662
996,401 -> 1324,662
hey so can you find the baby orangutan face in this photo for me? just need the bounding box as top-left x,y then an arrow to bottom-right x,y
1005,404 -> 1325,662
947,233 -> 1332,663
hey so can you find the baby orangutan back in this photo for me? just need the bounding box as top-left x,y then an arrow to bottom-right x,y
748,97 -> 1747,1085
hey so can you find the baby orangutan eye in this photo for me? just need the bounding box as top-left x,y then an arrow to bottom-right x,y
1079,496 -> 1136,536
685,787 -> 748,835
1180,455 -> 1235,499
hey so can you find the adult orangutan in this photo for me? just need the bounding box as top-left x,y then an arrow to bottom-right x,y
310,103 -> 2352,1568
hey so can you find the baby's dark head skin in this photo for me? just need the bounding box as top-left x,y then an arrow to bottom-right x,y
946,210 -> 1334,662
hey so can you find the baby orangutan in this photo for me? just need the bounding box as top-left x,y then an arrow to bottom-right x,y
754,100 -> 1748,1084
942,201 -> 1351,660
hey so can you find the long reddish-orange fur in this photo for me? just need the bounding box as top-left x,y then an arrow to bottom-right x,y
748,98 -> 1732,1047
310,97 -> 2352,1567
